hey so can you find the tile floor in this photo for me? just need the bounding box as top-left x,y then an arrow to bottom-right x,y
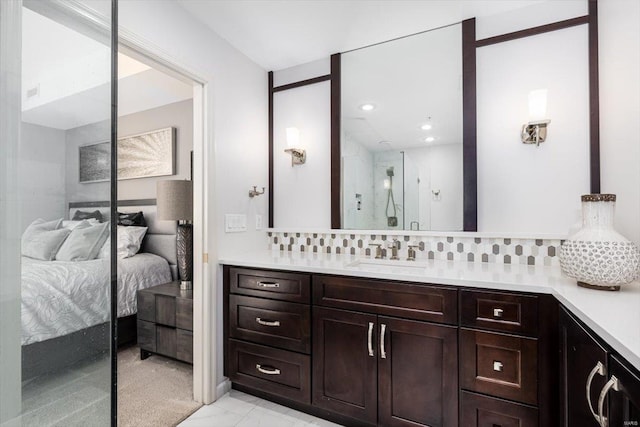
178,390 -> 343,427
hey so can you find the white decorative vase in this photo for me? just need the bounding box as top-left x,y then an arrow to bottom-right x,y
559,194 -> 640,291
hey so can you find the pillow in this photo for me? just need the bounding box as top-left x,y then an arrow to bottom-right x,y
118,211 -> 146,227
72,209 -> 103,222
22,219 -> 70,261
55,222 -> 110,262
62,219 -> 100,230
116,226 -> 148,259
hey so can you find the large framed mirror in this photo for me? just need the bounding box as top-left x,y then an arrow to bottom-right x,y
339,24 -> 465,232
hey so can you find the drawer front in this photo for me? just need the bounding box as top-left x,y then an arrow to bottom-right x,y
176,329 -> 193,364
176,298 -> 193,331
313,275 -> 457,324
460,329 -> 538,405
156,325 -> 177,358
230,295 -> 311,353
228,339 -> 310,404
137,292 -> 155,322
137,320 -> 156,352
230,267 -> 310,303
156,295 -> 176,327
460,391 -> 538,427
461,290 -> 538,336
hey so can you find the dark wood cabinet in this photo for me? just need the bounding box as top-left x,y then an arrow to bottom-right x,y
460,391 -> 539,427
377,316 -> 458,427
312,307 -> 458,427
312,307 -> 378,424
137,282 -> 193,364
559,306 -> 608,427
560,306 -> 640,427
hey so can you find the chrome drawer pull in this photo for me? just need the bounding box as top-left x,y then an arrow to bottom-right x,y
493,308 -> 504,318
256,317 -> 280,327
256,364 -> 281,375
380,324 -> 387,359
597,375 -> 621,427
367,322 -> 374,357
257,281 -> 280,288
493,361 -> 503,372
586,361 -> 607,426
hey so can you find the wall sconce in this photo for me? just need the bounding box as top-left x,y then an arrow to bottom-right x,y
521,89 -> 551,147
284,127 -> 306,166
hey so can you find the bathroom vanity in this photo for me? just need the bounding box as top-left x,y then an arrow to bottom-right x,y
222,251 -> 640,427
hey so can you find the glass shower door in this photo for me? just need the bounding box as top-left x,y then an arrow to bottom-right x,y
1,1 -> 116,425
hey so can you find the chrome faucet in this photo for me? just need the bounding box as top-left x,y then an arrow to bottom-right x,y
407,245 -> 419,261
368,243 -> 383,259
388,239 -> 400,260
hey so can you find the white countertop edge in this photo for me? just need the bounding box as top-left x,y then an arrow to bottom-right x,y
218,251 -> 640,371
265,228 -> 567,240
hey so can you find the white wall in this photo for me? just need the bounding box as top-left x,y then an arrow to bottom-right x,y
65,99 -> 193,204
273,81 -> 331,228
599,0 -> 640,247
342,136 -> 374,229
20,122 -> 67,227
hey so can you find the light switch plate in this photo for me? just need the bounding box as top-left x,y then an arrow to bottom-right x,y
255,214 -> 263,230
225,214 -> 247,233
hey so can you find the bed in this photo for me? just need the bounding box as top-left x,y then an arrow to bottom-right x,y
21,199 -> 177,380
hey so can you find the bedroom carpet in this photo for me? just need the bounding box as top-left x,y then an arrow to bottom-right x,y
117,345 -> 202,427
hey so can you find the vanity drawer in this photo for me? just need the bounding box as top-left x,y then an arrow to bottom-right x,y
312,275 -> 457,324
230,295 -> 311,353
228,339 -> 310,404
460,329 -> 538,405
460,290 -> 538,336
460,391 -> 538,427
230,267 -> 310,303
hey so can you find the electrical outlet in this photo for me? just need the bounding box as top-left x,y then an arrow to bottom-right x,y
255,214 -> 263,230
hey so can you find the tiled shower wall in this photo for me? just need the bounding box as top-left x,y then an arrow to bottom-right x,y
267,231 -> 563,266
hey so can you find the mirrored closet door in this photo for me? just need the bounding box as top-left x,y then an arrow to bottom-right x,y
1,1 -> 116,425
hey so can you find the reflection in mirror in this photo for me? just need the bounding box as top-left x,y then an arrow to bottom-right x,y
341,24 -> 463,231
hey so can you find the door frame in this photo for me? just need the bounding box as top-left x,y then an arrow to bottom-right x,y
23,0 -> 216,404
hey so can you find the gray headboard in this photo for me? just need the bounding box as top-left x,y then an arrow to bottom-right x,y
68,199 -> 177,280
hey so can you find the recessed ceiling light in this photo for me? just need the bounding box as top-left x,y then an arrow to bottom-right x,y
360,104 -> 375,111
421,124 -> 432,131
425,136 -> 435,143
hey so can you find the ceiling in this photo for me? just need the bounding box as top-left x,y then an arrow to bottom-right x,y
177,0 -> 544,71
22,7 -> 193,130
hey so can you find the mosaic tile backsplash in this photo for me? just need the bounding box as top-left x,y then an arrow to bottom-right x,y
268,231 -> 564,266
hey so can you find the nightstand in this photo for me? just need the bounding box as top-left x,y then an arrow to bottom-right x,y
137,282 -> 193,364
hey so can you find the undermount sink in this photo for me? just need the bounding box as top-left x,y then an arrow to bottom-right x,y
345,258 -> 431,273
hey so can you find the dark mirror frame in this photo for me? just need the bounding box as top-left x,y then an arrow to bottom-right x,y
270,0 -> 600,231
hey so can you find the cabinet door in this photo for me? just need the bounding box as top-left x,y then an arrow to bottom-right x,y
312,307 -> 377,424
559,307 -> 609,427
608,355 -> 640,427
378,316 -> 458,427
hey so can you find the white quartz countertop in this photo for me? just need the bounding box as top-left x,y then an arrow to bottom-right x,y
219,250 -> 640,371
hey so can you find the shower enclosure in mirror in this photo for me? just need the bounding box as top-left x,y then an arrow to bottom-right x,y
341,24 -> 463,231
1,1 -> 115,426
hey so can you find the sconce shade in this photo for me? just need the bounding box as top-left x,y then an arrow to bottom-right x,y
157,180 -> 193,221
286,127 -> 300,148
528,89 -> 548,121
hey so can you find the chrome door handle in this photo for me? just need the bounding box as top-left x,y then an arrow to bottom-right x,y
257,281 -> 280,288
586,361 -> 607,426
256,317 -> 280,327
493,361 -> 503,372
380,324 -> 387,359
493,308 -> 504,318
597,375 -> 621,427
256,364 -> 281,375
367,322 -> 374,357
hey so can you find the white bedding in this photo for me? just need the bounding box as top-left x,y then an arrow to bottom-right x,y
21,253 -> 171,345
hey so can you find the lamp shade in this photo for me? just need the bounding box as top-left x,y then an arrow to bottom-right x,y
157,180 -> 193,221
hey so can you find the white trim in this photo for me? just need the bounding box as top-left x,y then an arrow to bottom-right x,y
216,379 -> 232,400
